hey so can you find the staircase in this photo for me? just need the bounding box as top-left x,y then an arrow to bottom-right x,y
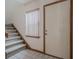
5,24 -> 30,59
5,24 -> 60,59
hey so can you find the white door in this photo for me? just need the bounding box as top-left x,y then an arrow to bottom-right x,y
45,1 -> 70,59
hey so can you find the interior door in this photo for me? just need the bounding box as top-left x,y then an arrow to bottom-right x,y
44,1 -> 70,59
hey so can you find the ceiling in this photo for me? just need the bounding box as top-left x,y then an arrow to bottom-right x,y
16,0 -> 36,4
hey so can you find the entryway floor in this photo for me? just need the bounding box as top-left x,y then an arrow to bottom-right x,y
8,49 -> 58,59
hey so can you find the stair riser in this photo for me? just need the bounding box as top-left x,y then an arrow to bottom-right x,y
8,34 -> 19,37
5,25 -> 13,27
6,43 -> 24,49
6,37 -> 21,41
6,30 -> 17,33
6,39 -> 21,43
5,24 -> 28,58
8,34 -> 18,36
6,44 -> 26,54
7,47 -> 26,58
6,28 -> 15,30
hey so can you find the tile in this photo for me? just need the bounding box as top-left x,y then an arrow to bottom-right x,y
48,57 -> 58,59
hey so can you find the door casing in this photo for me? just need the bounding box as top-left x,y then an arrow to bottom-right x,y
43,0 -> 73,59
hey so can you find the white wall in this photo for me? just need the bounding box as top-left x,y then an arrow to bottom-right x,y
11,0 -> 70,59
5,0 -> 21,24
5,17 -> 12,24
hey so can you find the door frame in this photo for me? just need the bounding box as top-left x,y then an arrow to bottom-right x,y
43,0 -> 73,59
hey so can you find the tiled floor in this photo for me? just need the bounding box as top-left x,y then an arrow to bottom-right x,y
8,49 -> 58,59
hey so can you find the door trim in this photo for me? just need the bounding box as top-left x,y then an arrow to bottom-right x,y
43,0 -> 73,59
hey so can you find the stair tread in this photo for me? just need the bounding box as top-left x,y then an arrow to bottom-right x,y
5,26 -> 14,28
6,40 -> 23,47
6,27 -> 15,29
6,36 -> 21,40
5,24 -> 28,55
8,33 -> 18,35
6,30 -> 16,32
5,24 -> 13,27
6,44 -> 26,54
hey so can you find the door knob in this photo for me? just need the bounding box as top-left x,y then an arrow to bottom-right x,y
45,32 -> 47,35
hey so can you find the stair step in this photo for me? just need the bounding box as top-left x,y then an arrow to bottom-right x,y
6,30 -> 16,32
8,33 -> 18,36
6,40 -> 23,47
6,36 -> 21,40
6,44 -> 26,54
6,27 -> 15,29
6,39 -> 21,43
6,26 -> 14,28
5,24 -> 13,27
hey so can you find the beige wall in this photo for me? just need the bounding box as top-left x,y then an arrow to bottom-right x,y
12,0 -> 43,51
12,0 -> 59,51
12,0 -> 70,59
